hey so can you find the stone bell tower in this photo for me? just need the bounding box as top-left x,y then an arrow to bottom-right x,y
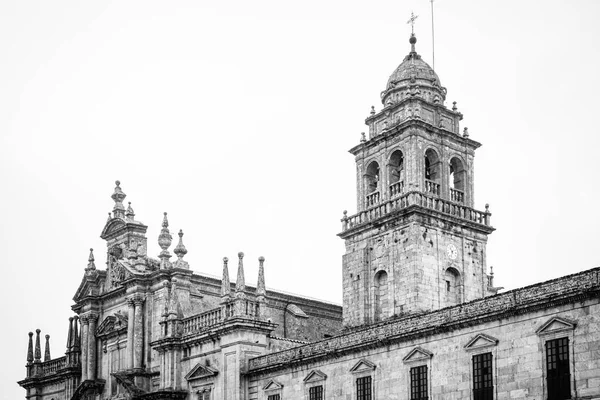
339,33 -> 496,327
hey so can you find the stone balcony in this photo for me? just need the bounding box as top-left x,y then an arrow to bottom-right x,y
342,190 -> 493,238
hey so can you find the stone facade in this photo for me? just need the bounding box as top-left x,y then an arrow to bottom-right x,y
18,33 -> 600,400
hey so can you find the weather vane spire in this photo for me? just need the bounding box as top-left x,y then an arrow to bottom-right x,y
407,11 -> 418,35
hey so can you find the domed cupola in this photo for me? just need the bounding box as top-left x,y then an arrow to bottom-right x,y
381,34 -> 447,107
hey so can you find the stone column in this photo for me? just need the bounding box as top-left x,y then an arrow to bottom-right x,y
87,313 -> 98,380
126,298 -> 135,369
133,296 -> 145,369
80,316 -> 89,381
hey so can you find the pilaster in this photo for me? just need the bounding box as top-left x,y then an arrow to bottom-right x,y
80,316 -> 89,381
133,295 -> 145,369
127,297 -> 135,369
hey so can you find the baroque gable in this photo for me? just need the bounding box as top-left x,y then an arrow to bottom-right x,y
536,316 -> 577,335
349,359 -> 376,373
464,333 -> 499,351
184,363 -> 218,382
303,369 -> 327,382
402,346 -> 433,363
96,313 -> 128,338
262,379 -> 283,391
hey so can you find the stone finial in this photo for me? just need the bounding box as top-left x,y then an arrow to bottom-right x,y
86,248 -> 96,271
360,132 -> 366,143
370,106 -> 375,115
126,202 -> 135,221
73,316 -> 80,350
257,256 -> 266,298
27,332 -> 34,364
111,181 -> 127,219
235,252 -> 245,293
107,212 -> 112,223
167,280 -> 179,318
174,230 -> 187,260
452,101 -> 457,111
34,329 -> 42,362
44,335 -> 51,361
221,257 -> 231,297
158,212 -> 172,268
463,127 -> 469,138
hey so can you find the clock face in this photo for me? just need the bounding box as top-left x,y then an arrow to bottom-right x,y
446,243 -> 458,260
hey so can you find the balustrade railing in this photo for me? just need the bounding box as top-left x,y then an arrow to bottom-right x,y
181,299 -> 261,335
389,181 -> 404,198
450,188 -> 464,203
425,180 -> 440,196
365,191 -> 380,207
342,191 -> 491,232
42,356 -> 67,375
182,307 -> 223,334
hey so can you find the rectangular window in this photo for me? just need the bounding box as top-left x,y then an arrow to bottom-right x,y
473,353 -> 493,400
199,390 -> 211,400
356,376 -> 372,400
546,338 -> 571,400
309,385 -> 323,400
410,365 -> 428,400
267,395 -> 280,400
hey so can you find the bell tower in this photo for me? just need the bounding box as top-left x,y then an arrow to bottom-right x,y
339,34 -> 496,327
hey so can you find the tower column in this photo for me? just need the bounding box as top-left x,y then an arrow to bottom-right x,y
87,313 -> 98,380
133,296 -> 145,369
80,316 -> 89,381
127,297 -> 135,369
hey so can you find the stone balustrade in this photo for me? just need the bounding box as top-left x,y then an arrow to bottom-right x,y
342,190 -> 491,232
182,308 -> 223,334
41,356 -> 67,375
425,179 -> 440,195
450,188 -> 464,203
248,268 -> 600,372
389,181 -> 405,198
365,191 -> 380,208
181,298 -> 261,335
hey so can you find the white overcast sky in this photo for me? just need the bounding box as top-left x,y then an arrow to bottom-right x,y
1,1 -> 599,398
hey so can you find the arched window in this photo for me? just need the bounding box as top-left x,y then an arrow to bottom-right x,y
388,150 -> 404,197
365,161 -> 380,207
424,149 -> 440,195
444,267 -> 461,306
449,157 -> 466,203
374,270 -> 389,321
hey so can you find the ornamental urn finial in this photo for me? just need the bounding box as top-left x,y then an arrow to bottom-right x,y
126,202 -> 135,221
174,229 -> 188,260
86,248 -> 96,271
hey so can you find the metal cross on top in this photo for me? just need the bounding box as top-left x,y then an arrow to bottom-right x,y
407,11 -> 418,34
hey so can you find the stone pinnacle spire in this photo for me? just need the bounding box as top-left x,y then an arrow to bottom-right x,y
34,329 -> 42,362
26,332 -> 34,364
257,256 -> 266,297
111,181 -> 127,219
221,257 -> 231,297
44,335 -> 51,361
86,248 -> 96,271
66,317 -> 73,351
235,252 -> 245,293
158,212 -> 172,268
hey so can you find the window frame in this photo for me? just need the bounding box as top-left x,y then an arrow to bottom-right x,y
536,318 -> 577,400
472,352 -> 494,400
303,369 -> 327,400
355,375 -> 372,400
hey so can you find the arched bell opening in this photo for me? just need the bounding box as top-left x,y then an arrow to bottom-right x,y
424,149 -> 441,196
365,161 -> 380,207
449,157 -> 466,203
388,150 -> 405,198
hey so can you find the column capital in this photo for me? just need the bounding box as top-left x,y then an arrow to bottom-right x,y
127,297 -> 136,307
80,316 -> 90,324
133,295 -> 146,306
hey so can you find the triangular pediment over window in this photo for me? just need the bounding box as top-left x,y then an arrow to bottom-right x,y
349,359 -> 376,373
536,317 -> 577,335
402,347 -> 433,363
184,363 -> 218,381
96,313 -> 128,337
263,379 -> 283,391
464,333 -> 499,350
303,369 -> 327,382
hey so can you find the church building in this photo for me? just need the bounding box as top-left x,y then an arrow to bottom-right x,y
18,33 -> 600,400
